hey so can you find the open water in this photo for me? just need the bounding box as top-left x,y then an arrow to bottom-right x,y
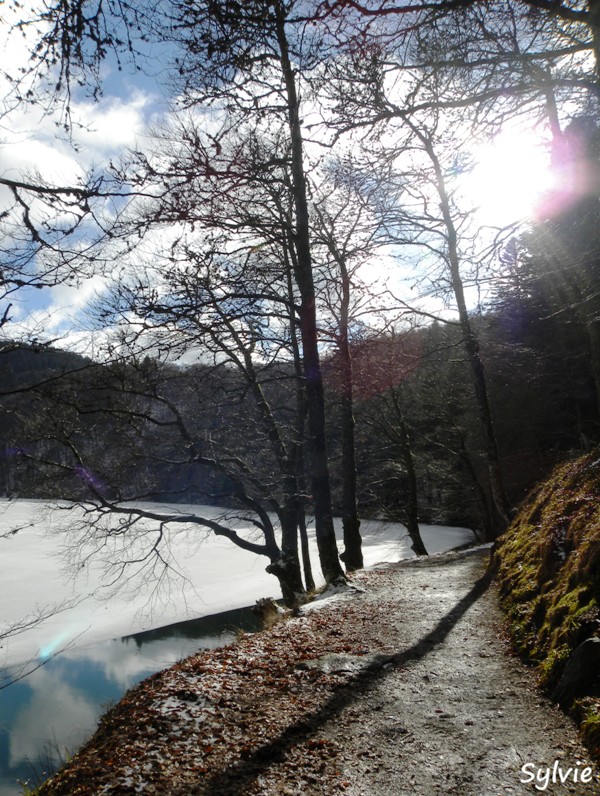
0,606 -> 260,795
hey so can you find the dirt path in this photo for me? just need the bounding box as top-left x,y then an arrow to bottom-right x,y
40,548 -> 600,796
316,549 -> 600,796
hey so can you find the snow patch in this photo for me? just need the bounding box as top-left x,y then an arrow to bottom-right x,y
301,581 -> 367,613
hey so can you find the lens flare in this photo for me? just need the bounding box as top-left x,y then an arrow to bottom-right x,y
459,130 -> 555,225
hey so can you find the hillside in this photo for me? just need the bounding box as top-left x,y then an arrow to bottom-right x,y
495,450 -> 600,756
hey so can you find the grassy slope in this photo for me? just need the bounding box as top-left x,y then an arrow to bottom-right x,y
495,450 -> 600,755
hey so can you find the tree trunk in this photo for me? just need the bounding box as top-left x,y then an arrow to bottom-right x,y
390,389 -> 428,555
266,552 -> 305,608
408,122 -> 512,533
297,505 -> 316,592
459,319 -> 512,531
337,260 -> 363,571
400,422 -> 428,556
444,214 -> 511,532
457,434 -> 495,540
267,503 -> 307,606
275,4 -> 344,583
279,487 -> 306,600
283,242 -> 317,594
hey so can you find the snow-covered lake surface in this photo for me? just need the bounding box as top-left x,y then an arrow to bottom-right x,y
0,499 -> 476,795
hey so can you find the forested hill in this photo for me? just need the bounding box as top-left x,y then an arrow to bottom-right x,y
0,341 -> 90,386
1,290 -> 598,536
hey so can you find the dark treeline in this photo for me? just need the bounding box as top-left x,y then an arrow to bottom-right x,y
2,257 -> 597,538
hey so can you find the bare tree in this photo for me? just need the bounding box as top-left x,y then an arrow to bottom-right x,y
352,329 -> 429,555
4,0 -> 348,585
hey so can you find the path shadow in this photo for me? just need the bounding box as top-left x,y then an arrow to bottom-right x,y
192,561 -> 493,795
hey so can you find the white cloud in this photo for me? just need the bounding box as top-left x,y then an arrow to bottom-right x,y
1,93 -> 153,182
9,667 -> 99,768
1,135 -> 85,184
72,94 -> 152,155
8,275 -> 109,345
0,11 -> 161,347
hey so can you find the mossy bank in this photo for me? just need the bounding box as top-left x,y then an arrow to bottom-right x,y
495,450 -> 600,757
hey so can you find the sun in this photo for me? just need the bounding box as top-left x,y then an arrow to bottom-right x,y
459,129 -> 555,226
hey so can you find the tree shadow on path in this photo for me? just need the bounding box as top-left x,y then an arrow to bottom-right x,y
194,559 -> 493,795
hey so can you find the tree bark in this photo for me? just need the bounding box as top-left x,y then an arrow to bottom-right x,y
267,509 -> 307,607
275,4 -> 344,583
284,240 -> 317,593
337,259 -> 363,571
399,421 -> 427,556
389,388 -> 428,555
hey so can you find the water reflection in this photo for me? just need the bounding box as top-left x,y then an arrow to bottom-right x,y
0,606 -> 260,796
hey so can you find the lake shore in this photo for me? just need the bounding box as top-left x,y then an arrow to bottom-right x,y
35,548 -> 600,796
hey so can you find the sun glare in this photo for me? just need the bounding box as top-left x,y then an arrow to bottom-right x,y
460,131 -> 555,226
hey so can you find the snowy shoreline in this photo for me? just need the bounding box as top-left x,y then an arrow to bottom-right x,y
0,498 -> 476,671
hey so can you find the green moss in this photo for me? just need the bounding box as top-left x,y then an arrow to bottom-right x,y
495,450 -> 600,757
538,644 -> 571,687
583,710 -> 600,747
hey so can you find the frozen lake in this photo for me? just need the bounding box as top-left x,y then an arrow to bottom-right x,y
0,499 -> 476,795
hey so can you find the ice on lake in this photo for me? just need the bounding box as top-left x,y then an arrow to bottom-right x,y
0,498 -> 476,796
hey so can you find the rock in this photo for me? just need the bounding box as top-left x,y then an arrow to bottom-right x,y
553,636 -> 600,707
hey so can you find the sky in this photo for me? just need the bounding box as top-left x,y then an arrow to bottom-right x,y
0,2 -> 558,355
461,128 -> 555,227
0,1 -> 167,349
